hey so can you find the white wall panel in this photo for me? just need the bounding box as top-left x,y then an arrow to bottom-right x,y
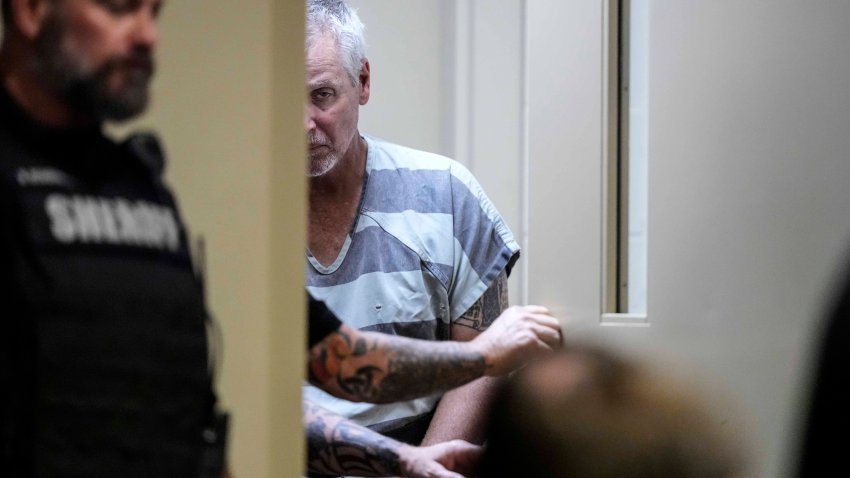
349,0 -> 446,155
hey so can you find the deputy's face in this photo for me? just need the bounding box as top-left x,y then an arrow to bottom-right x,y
304,32 -> 369,177
34,0 -> 163,121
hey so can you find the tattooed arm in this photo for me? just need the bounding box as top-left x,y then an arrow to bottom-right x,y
421,271 -> 511,446
305,400 -> 481,478
308,323 -> 485,403
307,294 -> 560,403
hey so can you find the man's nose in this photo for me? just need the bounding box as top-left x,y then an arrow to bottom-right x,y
131,9 -> 159,49
304,105 -> 317,131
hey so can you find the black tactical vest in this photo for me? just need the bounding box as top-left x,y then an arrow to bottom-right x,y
0,89 -> 216,477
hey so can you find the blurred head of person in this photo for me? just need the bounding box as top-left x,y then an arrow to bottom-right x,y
480,344 -> 747,478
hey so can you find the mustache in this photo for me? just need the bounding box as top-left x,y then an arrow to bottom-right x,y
308,133 -> 330,147
104,51 -> 155,78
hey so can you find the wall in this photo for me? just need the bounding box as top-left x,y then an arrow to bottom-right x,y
350,0 -> 446,156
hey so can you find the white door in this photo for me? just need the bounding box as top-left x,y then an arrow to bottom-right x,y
526,1 -> 850,476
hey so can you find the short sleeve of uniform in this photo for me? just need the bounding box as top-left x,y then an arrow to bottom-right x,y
308,294 -> 342,348
445,161 -> 520,321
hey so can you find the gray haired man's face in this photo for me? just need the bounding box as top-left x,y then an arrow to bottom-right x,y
304,32 -> 368,177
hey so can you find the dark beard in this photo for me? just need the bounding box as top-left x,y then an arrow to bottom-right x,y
31,10 -> 155,122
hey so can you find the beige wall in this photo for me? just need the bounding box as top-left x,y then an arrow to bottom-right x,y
116,2 -> 307,476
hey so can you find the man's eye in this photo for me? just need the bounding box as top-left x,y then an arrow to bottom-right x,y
313,89 -> 334,102
96,0 -> 139,15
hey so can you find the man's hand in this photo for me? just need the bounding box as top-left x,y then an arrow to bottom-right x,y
398,440 -> 483,478
305,400 -> 482,477
470,305 -> 562,376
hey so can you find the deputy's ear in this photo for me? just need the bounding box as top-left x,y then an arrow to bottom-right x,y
9,0 -> 54,40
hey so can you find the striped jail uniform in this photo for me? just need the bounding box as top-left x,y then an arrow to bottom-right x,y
304,135 -> 520,440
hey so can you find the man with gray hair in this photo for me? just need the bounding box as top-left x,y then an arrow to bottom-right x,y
303,0 -> 522,461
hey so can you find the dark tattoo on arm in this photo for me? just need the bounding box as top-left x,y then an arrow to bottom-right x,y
308,325 -> 487,403
338,364 -> 383,398
454,271 -> 509,331
374,339 -> 485,402
305,401 -> 403,476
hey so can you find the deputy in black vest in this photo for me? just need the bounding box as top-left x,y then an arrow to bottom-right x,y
0,1 -> 225,476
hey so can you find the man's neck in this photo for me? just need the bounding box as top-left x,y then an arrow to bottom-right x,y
307,135 -> 368,266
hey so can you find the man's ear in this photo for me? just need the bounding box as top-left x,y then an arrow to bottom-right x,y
9,0 -> 54,40
358,59 -> 370,106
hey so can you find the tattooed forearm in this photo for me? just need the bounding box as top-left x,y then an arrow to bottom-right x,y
305,400 -> 403,476
374,339 -> 485,401
308,325 -> 487,403
306,272 -> 508,403
454,271 -> 509,331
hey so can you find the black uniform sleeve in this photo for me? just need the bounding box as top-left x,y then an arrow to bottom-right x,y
308,294 -> 342,348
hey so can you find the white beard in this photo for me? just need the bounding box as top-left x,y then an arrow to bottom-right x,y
308,152 -> 339,177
